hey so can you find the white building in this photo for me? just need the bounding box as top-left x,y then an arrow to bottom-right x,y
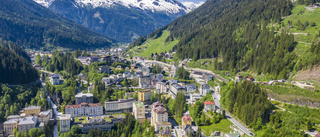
18,116 -> 37,133
59,114 -> 71,133
50,74 -> 61,85
151,101 -> 171,131
65,103 -> 103,117
156,82 -> 167,93
75,92 -> 94,104
105,98 -> 136,114
190,93 -> 203,103
199,84 -> 210,95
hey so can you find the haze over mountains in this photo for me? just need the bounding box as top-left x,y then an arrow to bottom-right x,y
33,0 -> 203,42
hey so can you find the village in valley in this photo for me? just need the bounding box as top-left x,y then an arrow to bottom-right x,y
1,44 -> 320,137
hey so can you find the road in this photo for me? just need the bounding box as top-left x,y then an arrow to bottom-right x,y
41,82 -> 61,137
211,87 -> 254,136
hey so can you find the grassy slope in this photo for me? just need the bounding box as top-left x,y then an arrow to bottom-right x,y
201,119 -> 233,136
128,30 -> 179,57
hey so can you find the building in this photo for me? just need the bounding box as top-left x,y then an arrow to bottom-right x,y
132,101 -> 145,123
138,90 -> 153,102
77,57 -> 99,65
204,101 -> 216,112
101,77 -> 113,85
75,116 -> 117,133
169,83 -> 186,99
99,65 -> 110,73
235,75 -> 243,82
156,74 -> 164,81
105,98 -> 136,114
123,71 -> 131,78
59,114 -> 71,133
125,92 -> 135,98
182,115 -> 192,126
245,75 -> 254,81
156,82 -> 168,93
199,84 -> 210,95
139,75 -> 153,88
18,116 -> 37,133
50,74 -> 61,85
6,115 -> 21,120
181,124 -> 195,137
65,103 -> 103,117
151,101 -> 171,131
37,110 -> 52,125
159,128 -> 172,137
75,92 -> 94,104
168,80 -> 178,86
4,119 -> 19,136
186,84 -> 197,92
190,93 -> 203,103
23,106 -> 41,116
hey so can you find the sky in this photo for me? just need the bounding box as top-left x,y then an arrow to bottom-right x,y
178,0 -> 205,4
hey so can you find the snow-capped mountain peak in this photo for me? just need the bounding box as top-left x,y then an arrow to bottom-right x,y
34,0 -> 55,8
182,1 -> 204,12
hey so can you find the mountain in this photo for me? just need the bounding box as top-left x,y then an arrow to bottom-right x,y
0,39 -> 39,84
181,1 -> 204,11
33,0 -> 201,43
0,0 -> 114,49
130,0 -> 304,79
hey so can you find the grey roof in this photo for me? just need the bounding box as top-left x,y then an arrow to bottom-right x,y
18,116 -> 37,125
200,84 -> 210,89
7,115 -> 20,119
105,97 -> 136,104
4,119 -> 20,124
51,74 -> 59,78
186,84 -> 197,88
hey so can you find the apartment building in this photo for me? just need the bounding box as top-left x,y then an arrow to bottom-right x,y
132,101 -> 145,123
65,103 -> 103,117
105,98 -> 136,114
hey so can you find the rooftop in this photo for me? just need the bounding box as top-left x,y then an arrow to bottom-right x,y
200,84 -> 210,89
38,110 -> 52,117
182,115 -> 192,121
19,116 -> 37,125
75,92 -> 93,98
105,97 -> 136,104
204,101 -> 215,105
134,101 -> 145,108
4,119 -> 20,124
23,106 -> 41,110
65,103 -> 102,109
59,114 -> 71,120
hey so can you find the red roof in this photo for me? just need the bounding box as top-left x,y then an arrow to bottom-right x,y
315,133 -> 320,137
182,115 -> 192,121
204,101 -> 215,105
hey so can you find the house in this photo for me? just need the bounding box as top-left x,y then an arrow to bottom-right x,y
18,116 -> 37,133
138,90 -> 153,102
245,75 -> 254,81
117,73 -> 123,79
156,74 -> 164,81
105,98 -> 136,114
169,83 -> 186,99
65,103 -> 103,117
159,128 -> 172,137
4,119 -> 19,136
50,73 -> 62,85
102,77 -> 113,85
78,73 -> 88,80
165,53 -> 173,60
59,114 -> 71,133
141,67 -> 150,75
186,84 -> 197,92
133,101 -> 145,123
75,92 -> 94,104
171,65 -> 178,72
202,73 -> 213,81
190,93 -> 203,103
151,101 -> 171,131
99,65 -> 110,73
182,115 -> 192,126
115,65 -> 123,70
156,82 -> 168,93
22,106 -> 41,117
204,101 -> 216,112
34,64 -> 41,70
168,79 -> 178,86
235,75 -> 243,82
77,56 -> 98,65
181,124 -> 195,137
314,133 -> 320,137
123,71 -> 131,78
199,84 -> 210,95
38,110 -> 53,125
139,75 -> 153,88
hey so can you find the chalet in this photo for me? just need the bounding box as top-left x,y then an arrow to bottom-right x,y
245,75 -> 254,81
204,101 -> 216,112
77,56 -> 98,65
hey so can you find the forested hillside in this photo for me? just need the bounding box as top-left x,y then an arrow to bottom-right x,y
0,0 -> 114,49
130,0 -> 306,79
0,40 -> 39,84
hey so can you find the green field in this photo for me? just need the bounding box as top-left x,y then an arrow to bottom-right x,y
201,119 -> 233,136
281,4 -> 320,43
128,30 -> 179,57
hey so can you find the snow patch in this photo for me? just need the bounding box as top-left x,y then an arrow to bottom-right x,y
33,0 -> 55,8
182,1 -> 204,12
